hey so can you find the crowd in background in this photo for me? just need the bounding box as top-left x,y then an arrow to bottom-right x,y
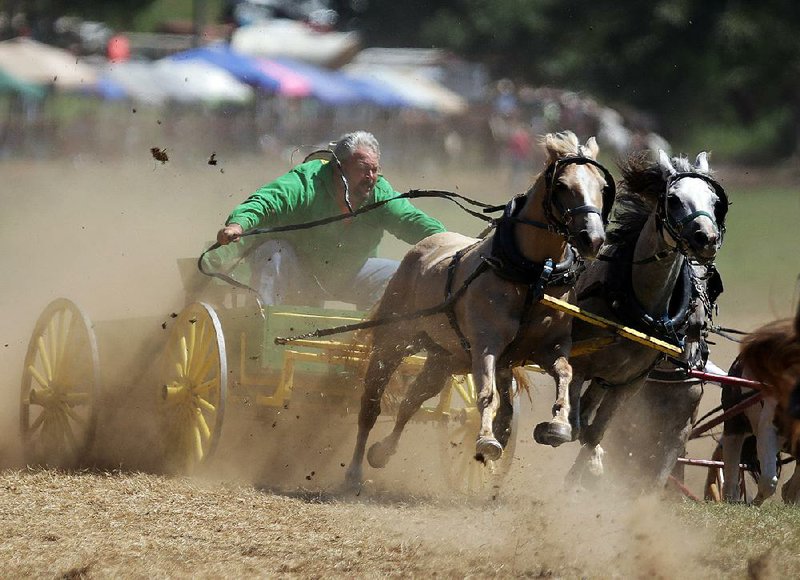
0,12 -> 669,187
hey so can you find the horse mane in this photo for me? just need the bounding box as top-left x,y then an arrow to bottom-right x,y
738,317 -> 800,397
604,152 -> 661,246
541,130 -> 580,157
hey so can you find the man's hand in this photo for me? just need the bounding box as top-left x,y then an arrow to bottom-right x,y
217,223 -> 244,245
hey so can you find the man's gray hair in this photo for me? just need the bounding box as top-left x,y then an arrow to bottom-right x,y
333,131 -> 380,161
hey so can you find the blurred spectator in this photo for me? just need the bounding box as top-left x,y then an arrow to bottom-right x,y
493,78 -> 518,118
107,34 -> 130,62
507,120 -> 533,191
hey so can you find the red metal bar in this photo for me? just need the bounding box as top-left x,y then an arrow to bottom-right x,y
688,370 -> 767,390
689,391 -> 763,440
667,475 -> 701,502
676,457 -> 753,471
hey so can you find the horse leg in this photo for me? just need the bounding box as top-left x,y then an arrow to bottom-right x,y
367,354 -> 452,468
753,398 -> 780,505
345,345 -> 405,488
651,382 -> 703,487
781,461 -> 800,503
532,356 -> 573,447
493,367 -> 516,449
473,352 -> 505,461
721,433 -> 745,501
573,383 -> 638,478
577,382 -> 605,443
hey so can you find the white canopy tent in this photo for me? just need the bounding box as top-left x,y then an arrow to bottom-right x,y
231,19 -> 360,68
98,59 -> 253,106
0,37 -> 97,90
343,64 -> 468,115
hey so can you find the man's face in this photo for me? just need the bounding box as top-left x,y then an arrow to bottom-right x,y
339,147 -> 379,206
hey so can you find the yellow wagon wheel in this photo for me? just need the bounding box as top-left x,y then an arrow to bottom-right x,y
436,374 -> 520,494
20,298 -> 99,467
157,302 -> 227,474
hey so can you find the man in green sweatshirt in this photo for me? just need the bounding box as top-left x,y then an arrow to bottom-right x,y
216,131 -> 446,308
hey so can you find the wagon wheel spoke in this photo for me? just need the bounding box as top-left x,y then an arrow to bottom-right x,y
20,299 -> 99,468
157,302 -> 227,474
436,375 -> 519,495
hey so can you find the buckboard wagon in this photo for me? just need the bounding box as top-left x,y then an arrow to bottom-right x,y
18,255 -> 521,493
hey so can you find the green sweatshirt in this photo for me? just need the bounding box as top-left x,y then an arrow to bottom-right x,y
226,159 -> 446,285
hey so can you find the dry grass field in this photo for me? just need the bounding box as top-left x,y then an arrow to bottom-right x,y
0,145 -> 798,578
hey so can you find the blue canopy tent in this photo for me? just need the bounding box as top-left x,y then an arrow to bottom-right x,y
271,57 -> 408,108
169,44 -> 280,92
269,57 -> 363,106
341,72 -> 410,109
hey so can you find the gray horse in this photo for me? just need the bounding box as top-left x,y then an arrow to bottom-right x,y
542,149 -> 728,485
591,262 -> 723,490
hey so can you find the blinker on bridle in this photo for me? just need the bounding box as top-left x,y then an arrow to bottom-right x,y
542,155 -> 617,238
658,172 -> 729,253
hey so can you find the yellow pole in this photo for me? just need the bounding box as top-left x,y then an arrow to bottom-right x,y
539,294 -> 682,357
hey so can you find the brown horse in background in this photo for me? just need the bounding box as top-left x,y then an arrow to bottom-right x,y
345,131 -> 614,488
724,307 -> 800,502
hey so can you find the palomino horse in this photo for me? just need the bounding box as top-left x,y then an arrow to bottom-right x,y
558,149 -> 728,482
718,309 -> 800,503
344,131 -> 613,488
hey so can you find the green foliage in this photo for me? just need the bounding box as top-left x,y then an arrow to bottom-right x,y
680,109 -> 794,163
359,0 -> 800,159
21,0 -> 160,29
132,0 -> 225,33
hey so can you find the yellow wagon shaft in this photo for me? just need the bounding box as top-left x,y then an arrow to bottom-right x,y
539,294 -> 683,357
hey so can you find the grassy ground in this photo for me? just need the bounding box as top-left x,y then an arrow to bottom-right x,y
677,500 -> 800,578
714,186 -> 799,325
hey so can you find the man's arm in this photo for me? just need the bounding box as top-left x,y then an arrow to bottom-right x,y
216,166 -> 313,245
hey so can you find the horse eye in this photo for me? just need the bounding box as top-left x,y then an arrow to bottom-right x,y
667,195 -> 682,208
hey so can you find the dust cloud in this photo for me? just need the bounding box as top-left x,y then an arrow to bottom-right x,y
0,149 -> 794,577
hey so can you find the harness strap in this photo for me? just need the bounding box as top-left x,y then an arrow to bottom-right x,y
275,253 -> 491,344
500,215 -> 554,232
595,356 -> 663,389
598,247 -> 676,265
444,247 -> 474,352
497,258 -> 554,365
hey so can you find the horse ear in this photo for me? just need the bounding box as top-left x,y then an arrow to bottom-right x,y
583,136 -> 599,159
695,151 -> 710,173
658,149 -> 676,177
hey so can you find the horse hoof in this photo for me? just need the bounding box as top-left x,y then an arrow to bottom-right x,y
533,421 -> 572,447
367,442 -> 392,468
343,468 -> 363,493
475,436 -> 503,462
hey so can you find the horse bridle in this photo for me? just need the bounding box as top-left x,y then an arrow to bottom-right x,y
658,172 -> 729,255
542,155 -> 616,239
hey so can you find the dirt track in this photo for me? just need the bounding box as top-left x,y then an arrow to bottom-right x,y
1,151 -> 798,578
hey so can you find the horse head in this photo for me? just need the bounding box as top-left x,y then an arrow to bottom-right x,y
541,132 -> 614,260
656,150 -> 728,264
